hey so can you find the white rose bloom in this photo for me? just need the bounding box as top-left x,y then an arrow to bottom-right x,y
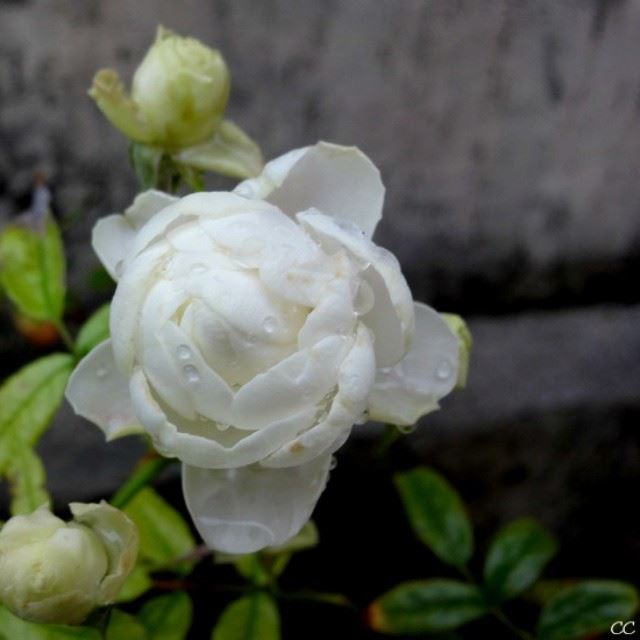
66,142 -> 460,554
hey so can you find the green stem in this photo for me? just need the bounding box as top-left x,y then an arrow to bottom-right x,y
456,566 -> 535,640
54,320 -> 75,353
491,607 -> 536,640
274,588 -> 353,609
373,423 -> 402,458
110,456 -> 175,509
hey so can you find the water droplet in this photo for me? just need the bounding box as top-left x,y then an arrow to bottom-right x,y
96,366 -> 108,379
435,359 -> 453,381
182,364 -> 200,384
329,456 -> 338,471
216,423 -> 230,432
397,424 -> 416,435
226,468 -> 238,480
190,263 -> 206,275
177,344 -> 192,360
114,261 -> 124,278
263,316 -> 278,335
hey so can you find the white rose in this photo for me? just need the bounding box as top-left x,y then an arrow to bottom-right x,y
0,503 -> 138,624
67,142 -> 461,554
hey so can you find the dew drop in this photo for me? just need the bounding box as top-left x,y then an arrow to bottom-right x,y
397,424 -> 416,435
114,261 -> 124,279
216,423 -> 230,432
190,263 -> 207,275
435,359 -> 453,381
182,364 -> 200,384
177,344 -> 192,360
96,366 -> 108,379
329,456 -> 338,471
263,316 -> 278,335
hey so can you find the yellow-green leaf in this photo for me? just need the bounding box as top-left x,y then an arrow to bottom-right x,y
75,304 -> 110,358
6,447 -> 50,515
0,217 -> 65,321
138,592 -> 192,640
175,120 -> 264,180
116,566 -> 153,604
106,610 -> 148,640
441,313 -> 472,388
124,488 -> 196,573
212,593 -> 280,640
0,354 -> 73,472
0,605 -> 100,639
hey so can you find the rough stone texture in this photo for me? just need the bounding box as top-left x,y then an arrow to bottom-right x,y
0,0 -> 638,546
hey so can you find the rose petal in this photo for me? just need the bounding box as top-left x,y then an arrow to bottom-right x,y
182,453 -> 331,553
368,302 -> 459,426
231,335 -> 352,430
91,191 -> 177,281
298,210 -> 414,366
65,340 -> 143,440
262,324 -> 375,468
92,215 -> 135,281
236,142 -> 385,237
129,368 -> 317,468
124,190 -> 178,228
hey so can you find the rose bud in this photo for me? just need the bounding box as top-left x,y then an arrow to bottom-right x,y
0,502 -> 138,624
89,26 -> 229,150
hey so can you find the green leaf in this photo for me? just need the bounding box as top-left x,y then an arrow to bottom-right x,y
138,593 -> 192,640
483,518 -> 557,603
106,610 -> 148,640
0,354 -> 73,515
0,605 -> 100,640
175,120 -> 264,180
115,566 -> 153,603
75,304 -> 110,358
441,313 -> 472,388
395,467 -> 473,566
0,216 -> 65,321
368,580 -> 487,635
265,521 -> 319,556
0,354 -> 73,473
212,593 -> 280,640
124,488 -> 196,573
538,580 -> 639,640
6,447 -> 50,515
130,143 -> 164,189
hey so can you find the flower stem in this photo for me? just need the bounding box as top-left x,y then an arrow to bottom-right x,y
54,320 -> 75,353
110,455 -> 176,509
373,423 -> 402,458
457,566 -> 535,640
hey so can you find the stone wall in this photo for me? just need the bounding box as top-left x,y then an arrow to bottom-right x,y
0,0 -> 638,559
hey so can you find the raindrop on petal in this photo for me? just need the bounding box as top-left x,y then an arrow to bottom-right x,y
96,366 -> 108,379
329,456 -> 338,471
190,264 -> 207,275
177,344 -> 192,360
435,359 -> 453,381
263,316 -> 278,335
182,364 -> 200,384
